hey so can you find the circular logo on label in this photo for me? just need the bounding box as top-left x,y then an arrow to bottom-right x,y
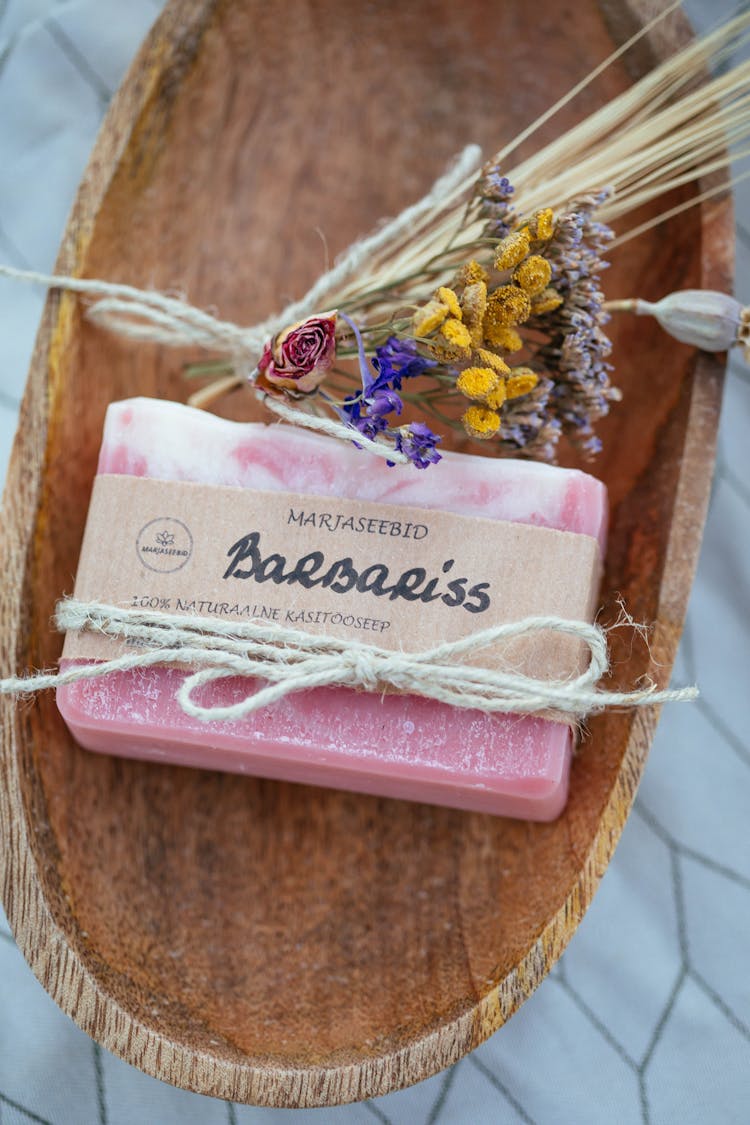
136,517 -> 194,573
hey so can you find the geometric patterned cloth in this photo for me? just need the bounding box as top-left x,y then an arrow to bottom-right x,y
0,3 -> 748,1121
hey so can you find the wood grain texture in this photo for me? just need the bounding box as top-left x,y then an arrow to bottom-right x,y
0,0 -> 732,1108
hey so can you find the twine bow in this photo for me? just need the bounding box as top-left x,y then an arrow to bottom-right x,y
0,599 -> 697,724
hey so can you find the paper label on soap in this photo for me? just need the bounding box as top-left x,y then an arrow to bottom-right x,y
62,474 -> 602,680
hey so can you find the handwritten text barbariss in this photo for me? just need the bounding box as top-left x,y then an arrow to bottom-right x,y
223,525 -> 491,613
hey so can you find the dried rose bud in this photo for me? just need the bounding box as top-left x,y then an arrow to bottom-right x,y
609,290 -> 747,352
258,312 -> 337,394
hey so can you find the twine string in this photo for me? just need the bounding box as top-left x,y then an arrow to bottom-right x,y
0,599 -> 697,724
0,146 -> 482,466
0,263 -> 408,463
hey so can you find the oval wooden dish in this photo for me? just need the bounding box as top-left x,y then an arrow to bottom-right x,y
0,0 -> 731,1109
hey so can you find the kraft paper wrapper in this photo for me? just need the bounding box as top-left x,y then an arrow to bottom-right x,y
62,475 -> 603,682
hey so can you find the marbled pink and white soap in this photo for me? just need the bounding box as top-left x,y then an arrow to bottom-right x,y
57,397 -> 608,820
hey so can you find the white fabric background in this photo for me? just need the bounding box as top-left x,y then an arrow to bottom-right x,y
0,2 -> 748,1122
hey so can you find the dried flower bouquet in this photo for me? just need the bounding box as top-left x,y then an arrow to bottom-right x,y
184,10 -> 750,469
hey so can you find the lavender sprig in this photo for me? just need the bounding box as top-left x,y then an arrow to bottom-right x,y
534,191 -> 620,456
476,165 -> 516,239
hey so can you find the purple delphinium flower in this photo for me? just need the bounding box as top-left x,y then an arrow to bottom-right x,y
394,422 -> 442,470
369,387 -> 403,417
339,391 -> 389,441
337,316 -> 441,467
369,335 -> 437,392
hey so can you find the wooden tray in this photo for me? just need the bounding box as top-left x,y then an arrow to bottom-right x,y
0,0 -> 730,1109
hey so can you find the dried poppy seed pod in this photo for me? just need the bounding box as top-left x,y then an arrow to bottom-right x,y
606,290 -> 747,353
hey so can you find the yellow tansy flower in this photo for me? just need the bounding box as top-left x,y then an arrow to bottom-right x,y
531,287 -> 564,314
507,368 -> 539,398
484,322 -> 511,347
485,285 -> 532,331
530,208 -> 555,240
461,281 -> 488,346
463,405 -> 501,439
484,326 -> 523,353
485,380 -> 507,410
476,347 -> 510,374
514,255 -> 552,296
436,286 -> 462,320
455,259 -> 488,287
413,298 -> 449,337
430,344 -> 460,362
456,366 -> 499,401
494,230 -> 531,271
440,317 -> 472,351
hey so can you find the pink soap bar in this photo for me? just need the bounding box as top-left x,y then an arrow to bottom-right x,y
57,398 -> 608,820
